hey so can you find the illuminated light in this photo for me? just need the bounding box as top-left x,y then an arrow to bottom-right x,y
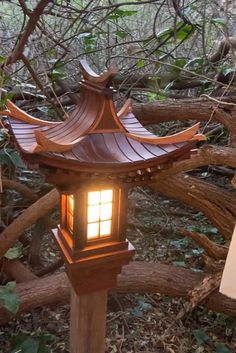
67,195 -> 74,232
87,222 -> 99,239
67,214 -> 73,232
100,203 -> 112,221
87,189 -> 113,240
100,220 -> 111,236
68,195 -> 74,211
88,205 -> 100,223
88,191 -> 100,205
101,189 -> 113,203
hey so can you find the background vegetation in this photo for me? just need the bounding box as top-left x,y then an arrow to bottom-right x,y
1,1 -> 236,352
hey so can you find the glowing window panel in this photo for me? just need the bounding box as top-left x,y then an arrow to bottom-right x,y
67,195 -> 74,233
101,190 -> 113,203
68,195 -> 74,211
100,220 -> 111,237
100,203 -> 112,221
87,189 -> 113,240
88,191 -> 100,205
67,214 -> 73,233
87,222 -> 99,239
88,205 -> 100,223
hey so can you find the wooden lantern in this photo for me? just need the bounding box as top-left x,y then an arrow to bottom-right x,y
2,59 -> 205,353
54,183 -> 133,295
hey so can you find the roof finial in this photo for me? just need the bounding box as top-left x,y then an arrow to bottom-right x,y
79,59 -> 117,87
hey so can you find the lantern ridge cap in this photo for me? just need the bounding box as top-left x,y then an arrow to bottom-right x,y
79,59 -> 117,87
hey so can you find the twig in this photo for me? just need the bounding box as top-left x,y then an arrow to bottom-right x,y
1,0 -> 52,67
181,228 -> 228,260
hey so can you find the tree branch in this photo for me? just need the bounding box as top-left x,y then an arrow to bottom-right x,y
1,0 -> 52,68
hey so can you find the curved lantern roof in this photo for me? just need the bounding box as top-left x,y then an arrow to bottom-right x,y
2,60 -> 205,184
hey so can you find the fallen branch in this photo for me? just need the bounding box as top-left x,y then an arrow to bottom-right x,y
132,97 -> 236,125
153,145 -> 236,180
2,260 -> 37,283
2,179 -> 37,202
36,258 -> 63,277
178,271 -> 223,318
0,262 -> 235,325
181,228 -> 228,260
0,189 -> 59,259
151,174 -> 236,239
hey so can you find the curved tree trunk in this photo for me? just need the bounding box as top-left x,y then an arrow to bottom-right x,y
0,189 -> 59,259
133,98 -> 236,125
0,262 -> 235,326
151,174 -> 236,239
2,179 -> 37,202
133,99 -> 236,144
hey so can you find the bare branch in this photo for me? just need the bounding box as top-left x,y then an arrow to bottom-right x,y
1,0 -> 52,67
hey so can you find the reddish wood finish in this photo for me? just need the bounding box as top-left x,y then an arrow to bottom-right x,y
53,226 -> 134,295
1,61 -> 205,297
70,288 -> 107,353
58,184 -> 128,265
2,60 -> 205,179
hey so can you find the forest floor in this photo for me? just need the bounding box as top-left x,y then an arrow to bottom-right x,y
1,173 -> 236,353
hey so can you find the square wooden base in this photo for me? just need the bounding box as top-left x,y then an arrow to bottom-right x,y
52,228 -> 134,295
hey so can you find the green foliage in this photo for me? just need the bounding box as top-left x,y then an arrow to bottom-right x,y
82,33 -> 97,52
4,244 -> 23,260
176,24 -> 193,41
132,299 -> 153,318
185,57 -> 204,69
147,92 -> 158,102
171,58 -> 188,74
193,329 -> 210,345
109,345 -> 118,353
169,237 -> 189,250
48,69 -> 64,81
10,333 -> 55,353
193,330 -> 232,352
215,344 -> 232,353
0,282 -> 19,315
108,9 -> 138,20
115,30 -> 128,39
172,260 -> 186,267
156,21 -> 193,44
48,59 -> 66,81
174,58 -> 188,68
0,91 -> 15,110
0,148 -> 26,168
155,27 -> 172,42
187,225 -> 218,236
221,67 -> 235,77
0,55 -> 5,64
211,18 -> 227,26
136,59 -> 145,68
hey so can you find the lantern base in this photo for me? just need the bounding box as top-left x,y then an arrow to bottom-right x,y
56,226 -> 129,261
52,228 -> 135,295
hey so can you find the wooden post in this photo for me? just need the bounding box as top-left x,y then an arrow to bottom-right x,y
70,287 -> 107,353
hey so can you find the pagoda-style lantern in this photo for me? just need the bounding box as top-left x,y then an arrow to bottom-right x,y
56,182 -> 132,294
2,60 -> 205,353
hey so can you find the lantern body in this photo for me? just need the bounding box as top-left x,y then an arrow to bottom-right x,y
53,184 -> 134,294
